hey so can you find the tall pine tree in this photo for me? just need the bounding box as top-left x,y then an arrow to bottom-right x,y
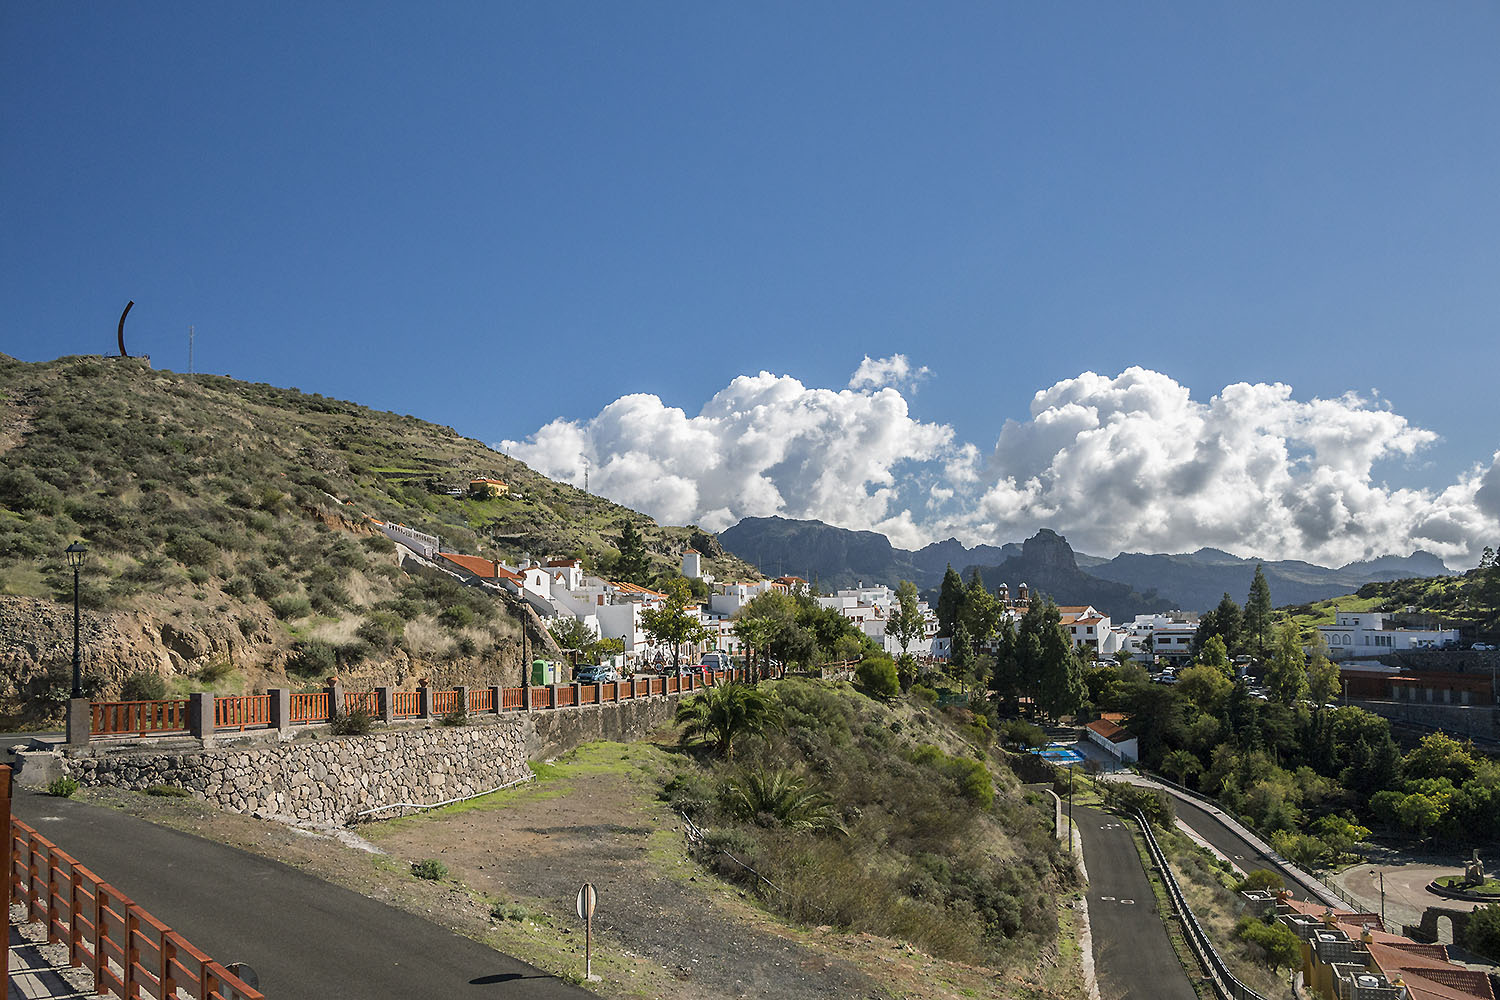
1243,565 -> 1273,662
935,564 -> 964,638
614,521 -> 650,585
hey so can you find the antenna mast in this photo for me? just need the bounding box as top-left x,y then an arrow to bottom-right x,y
188,325 -> 195,373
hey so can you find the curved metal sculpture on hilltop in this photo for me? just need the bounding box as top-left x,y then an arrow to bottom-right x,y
117,300 -> 134,357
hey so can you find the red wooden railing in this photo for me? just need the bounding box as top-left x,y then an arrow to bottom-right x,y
84,667 -> 758,741
91,700 -> 190,738
290,691 -> 330,724
344,691 -> 378,715
214,695 -> 272,732
8,817 -> 262,1000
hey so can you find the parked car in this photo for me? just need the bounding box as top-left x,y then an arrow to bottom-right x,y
574,664 -> 619,684
1474,643 -> 1497,651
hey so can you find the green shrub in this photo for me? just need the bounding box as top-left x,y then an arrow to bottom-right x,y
268,594 -> 312,620
356,610 -> 405,649
120,671 -> 167,702
144,784 -> 191,798
47,776 -> 80,798
250,571 -> 285,600
330,706 -> 374,736
411,858 -> 448,880
197,660 -> 233,684
1465,903 -> 1500,961
491,901 -> 531,922
855,656 -> 899,699
288,640 -> 338,677
910,684 -> 938,704
1235,869 -> 1285,893
438,604 -> 474,629
440,708 -> 469,727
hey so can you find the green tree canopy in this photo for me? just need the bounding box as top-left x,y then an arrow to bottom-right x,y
1266,621 -> 1307,705
641,578 -> 711,672
935,565 -> 964,638
888,580 -> 927,657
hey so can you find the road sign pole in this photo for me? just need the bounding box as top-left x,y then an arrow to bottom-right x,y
576,882 -> 598,982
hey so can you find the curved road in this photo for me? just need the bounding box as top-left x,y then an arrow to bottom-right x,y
1151,787 -> 1320,903
11,788 -> 590,1000
1076,804 -> 1199,1000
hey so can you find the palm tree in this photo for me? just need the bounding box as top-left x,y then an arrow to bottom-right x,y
723,768 -> 845,835
674,683 -> 776,760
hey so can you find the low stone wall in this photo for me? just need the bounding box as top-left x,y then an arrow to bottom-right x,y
55,694 -> 689,824
64,717 -> 530,825
527,695 -> 678,759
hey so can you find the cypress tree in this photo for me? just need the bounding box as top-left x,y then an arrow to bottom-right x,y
1243,565 -> 1274,662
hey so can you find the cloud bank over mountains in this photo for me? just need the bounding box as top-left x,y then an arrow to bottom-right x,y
500,358 -> 1499,569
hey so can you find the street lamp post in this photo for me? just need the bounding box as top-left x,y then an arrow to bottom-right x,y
65,541 -> 87,698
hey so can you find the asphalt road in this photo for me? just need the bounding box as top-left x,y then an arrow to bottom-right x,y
1159,791 -> 1313,902
11,788 -> 592,1000
1076,804 -> 1199,1000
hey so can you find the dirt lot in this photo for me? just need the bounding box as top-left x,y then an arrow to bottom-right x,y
74,736 -> 1083,1000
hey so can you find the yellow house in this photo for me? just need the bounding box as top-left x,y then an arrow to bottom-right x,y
468,478 -> 508,499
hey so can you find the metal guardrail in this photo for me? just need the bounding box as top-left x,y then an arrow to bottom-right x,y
1133,807 -> 1270,1000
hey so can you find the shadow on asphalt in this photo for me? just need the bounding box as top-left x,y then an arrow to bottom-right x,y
470,973 -> 552,985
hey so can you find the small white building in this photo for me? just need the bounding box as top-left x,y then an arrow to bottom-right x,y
1317,610 -> 1461,658
681,548 -> 702,580
1085,717 -> 1139,764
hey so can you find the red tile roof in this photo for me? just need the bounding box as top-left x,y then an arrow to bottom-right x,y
439,552 -> 499,578
1086,719 -> 1129,743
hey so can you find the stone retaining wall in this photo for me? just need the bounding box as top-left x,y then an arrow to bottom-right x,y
65,717 -> 531,825
57,694 -> 685,824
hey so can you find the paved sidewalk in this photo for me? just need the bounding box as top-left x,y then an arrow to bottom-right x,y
8,907 -> 91,1000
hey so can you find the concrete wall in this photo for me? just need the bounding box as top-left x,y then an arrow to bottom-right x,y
1351,698 -> 1500,741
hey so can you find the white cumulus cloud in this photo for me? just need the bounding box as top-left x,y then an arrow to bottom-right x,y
499,364 -> 1500,568
848,354 -> 931,390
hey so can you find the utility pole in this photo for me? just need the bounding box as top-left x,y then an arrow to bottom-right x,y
188,325 -> 195,373
1380,870 -> 1386,927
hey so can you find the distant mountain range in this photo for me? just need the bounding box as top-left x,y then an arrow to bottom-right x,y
717,516 -> 1453,617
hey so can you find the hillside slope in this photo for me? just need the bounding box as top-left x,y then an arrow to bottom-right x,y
0,354 -> 756,721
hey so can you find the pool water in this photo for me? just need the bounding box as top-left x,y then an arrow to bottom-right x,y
1036,743 -> 1084,766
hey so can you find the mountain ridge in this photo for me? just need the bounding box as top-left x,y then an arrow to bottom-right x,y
718,515 -> 1452,615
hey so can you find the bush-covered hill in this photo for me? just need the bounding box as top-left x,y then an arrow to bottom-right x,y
0,353 -> 757,721
1284,562 -> 1499,637
663,678 -> 1079,979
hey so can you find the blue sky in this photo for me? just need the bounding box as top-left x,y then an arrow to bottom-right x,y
4,4 -> 1498,564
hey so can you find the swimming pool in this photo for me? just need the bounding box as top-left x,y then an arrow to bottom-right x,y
1035,743 -> 1085,766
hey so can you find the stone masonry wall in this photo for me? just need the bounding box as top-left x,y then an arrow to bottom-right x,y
65,717 -> 530,825
60,694 -> 686,824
